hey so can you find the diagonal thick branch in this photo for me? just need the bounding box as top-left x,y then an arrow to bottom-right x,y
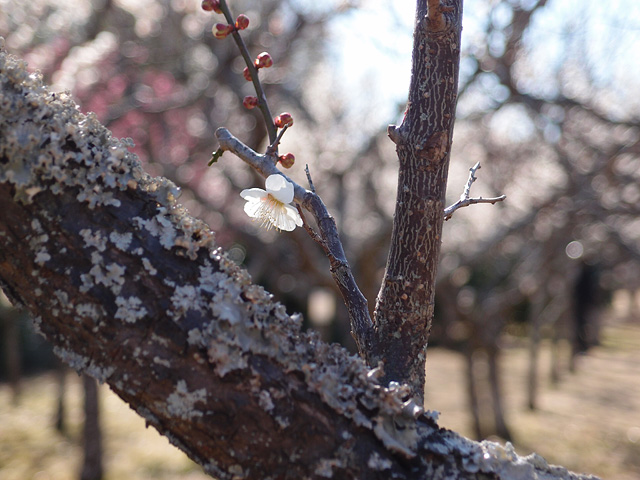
215,127 -> 373,356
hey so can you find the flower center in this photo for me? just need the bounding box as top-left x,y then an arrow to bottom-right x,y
255,193 -> 285,230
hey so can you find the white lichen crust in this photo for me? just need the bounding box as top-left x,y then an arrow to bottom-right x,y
0,45 -> 598,480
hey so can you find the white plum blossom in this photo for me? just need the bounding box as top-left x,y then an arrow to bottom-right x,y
240,174 -> 303,231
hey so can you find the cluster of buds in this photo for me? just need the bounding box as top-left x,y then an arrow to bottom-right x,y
278,153 -> 295,169
202,0 -> 297,173
274,112 -> 294,128
201,0 -> 222,13
242,52 -> 273,83
213,23 -> 234,39
204,1 -> 249,38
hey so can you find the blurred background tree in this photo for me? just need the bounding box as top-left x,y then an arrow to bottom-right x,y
1,0 -> 639,478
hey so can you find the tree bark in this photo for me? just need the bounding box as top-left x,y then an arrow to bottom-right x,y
372,0 -> 462,399
0,33 -> 596,480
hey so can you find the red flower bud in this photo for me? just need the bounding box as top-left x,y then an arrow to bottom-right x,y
243,96 -> 259,109
274,112 -> 293,128
213,23 -> 234,39
254,52 -> 273,69
235,14 -> 250,30
201,0 -> 222,13
243,67 -> 252,82
279,153 -> 295,168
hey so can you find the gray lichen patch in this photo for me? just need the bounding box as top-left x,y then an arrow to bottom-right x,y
51,346 -> 114,383
80,228 -> 108,252
109,231 -> 133,251
165,380 -> 207,420
114,295 -> 148,323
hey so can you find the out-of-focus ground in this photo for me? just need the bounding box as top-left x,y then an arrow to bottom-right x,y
1,316 -> 638,480
425,315 -> 640,480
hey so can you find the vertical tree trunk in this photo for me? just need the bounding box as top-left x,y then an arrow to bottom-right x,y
2,308 -> 22,404
80,375 -> 103,480
464,350 -> 483,440
372,0 -> 463,401
54,364 -> 67,433
550,319 -> 562,385
487,346 -> 511,441
527,291 -> 545,410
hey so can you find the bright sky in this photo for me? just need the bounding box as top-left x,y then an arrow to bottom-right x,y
326,0 -> 640,124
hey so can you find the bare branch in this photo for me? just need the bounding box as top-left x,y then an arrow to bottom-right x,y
217,0 -> 277,143
304,164 -> 316,194
265,124 -> 290,160
444,161 -> 506,221
215,127 -> 373,356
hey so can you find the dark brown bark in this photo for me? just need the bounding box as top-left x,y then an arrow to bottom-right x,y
0,46 -> 595,480
372,1 -> 463,400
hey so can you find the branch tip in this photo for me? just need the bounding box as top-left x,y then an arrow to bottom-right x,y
444,161 -> 506,220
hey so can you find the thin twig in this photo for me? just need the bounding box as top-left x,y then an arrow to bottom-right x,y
218,0 -> 277,144
444,161 -> 506,220
305,164 -> 316,194
265,124 -> 289,161
296,206 -> 331,258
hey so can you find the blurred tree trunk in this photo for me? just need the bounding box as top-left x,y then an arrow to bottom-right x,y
487,346 -> 511,442
1,306 -> 21,404
464,350 -> 483,440
527,290 -> 545,410
80,375 -> 103,480
54,364 -> 67,433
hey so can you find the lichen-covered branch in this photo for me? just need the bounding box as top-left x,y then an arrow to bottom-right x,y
215,127 -> 374,355
0,45 -> 598,480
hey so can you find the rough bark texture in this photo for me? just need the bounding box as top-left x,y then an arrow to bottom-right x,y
0,42 -> 598,480
373,1 -> 462,399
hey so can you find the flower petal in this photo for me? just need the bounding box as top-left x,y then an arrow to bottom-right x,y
272,205 -> 298,232
243,197 -> 266,219
271,204 -> 301,231
265,174 -> 294,204
240,188 -> 267,200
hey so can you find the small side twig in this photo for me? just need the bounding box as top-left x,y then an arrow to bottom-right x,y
265,124 -> 289,160
443,161 -> 506,221
296,206 -> 335,263
304,164 -> 316,194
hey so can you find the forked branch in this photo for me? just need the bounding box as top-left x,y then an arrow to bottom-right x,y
215,128 -> 373,355
444,161 -> 506,220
